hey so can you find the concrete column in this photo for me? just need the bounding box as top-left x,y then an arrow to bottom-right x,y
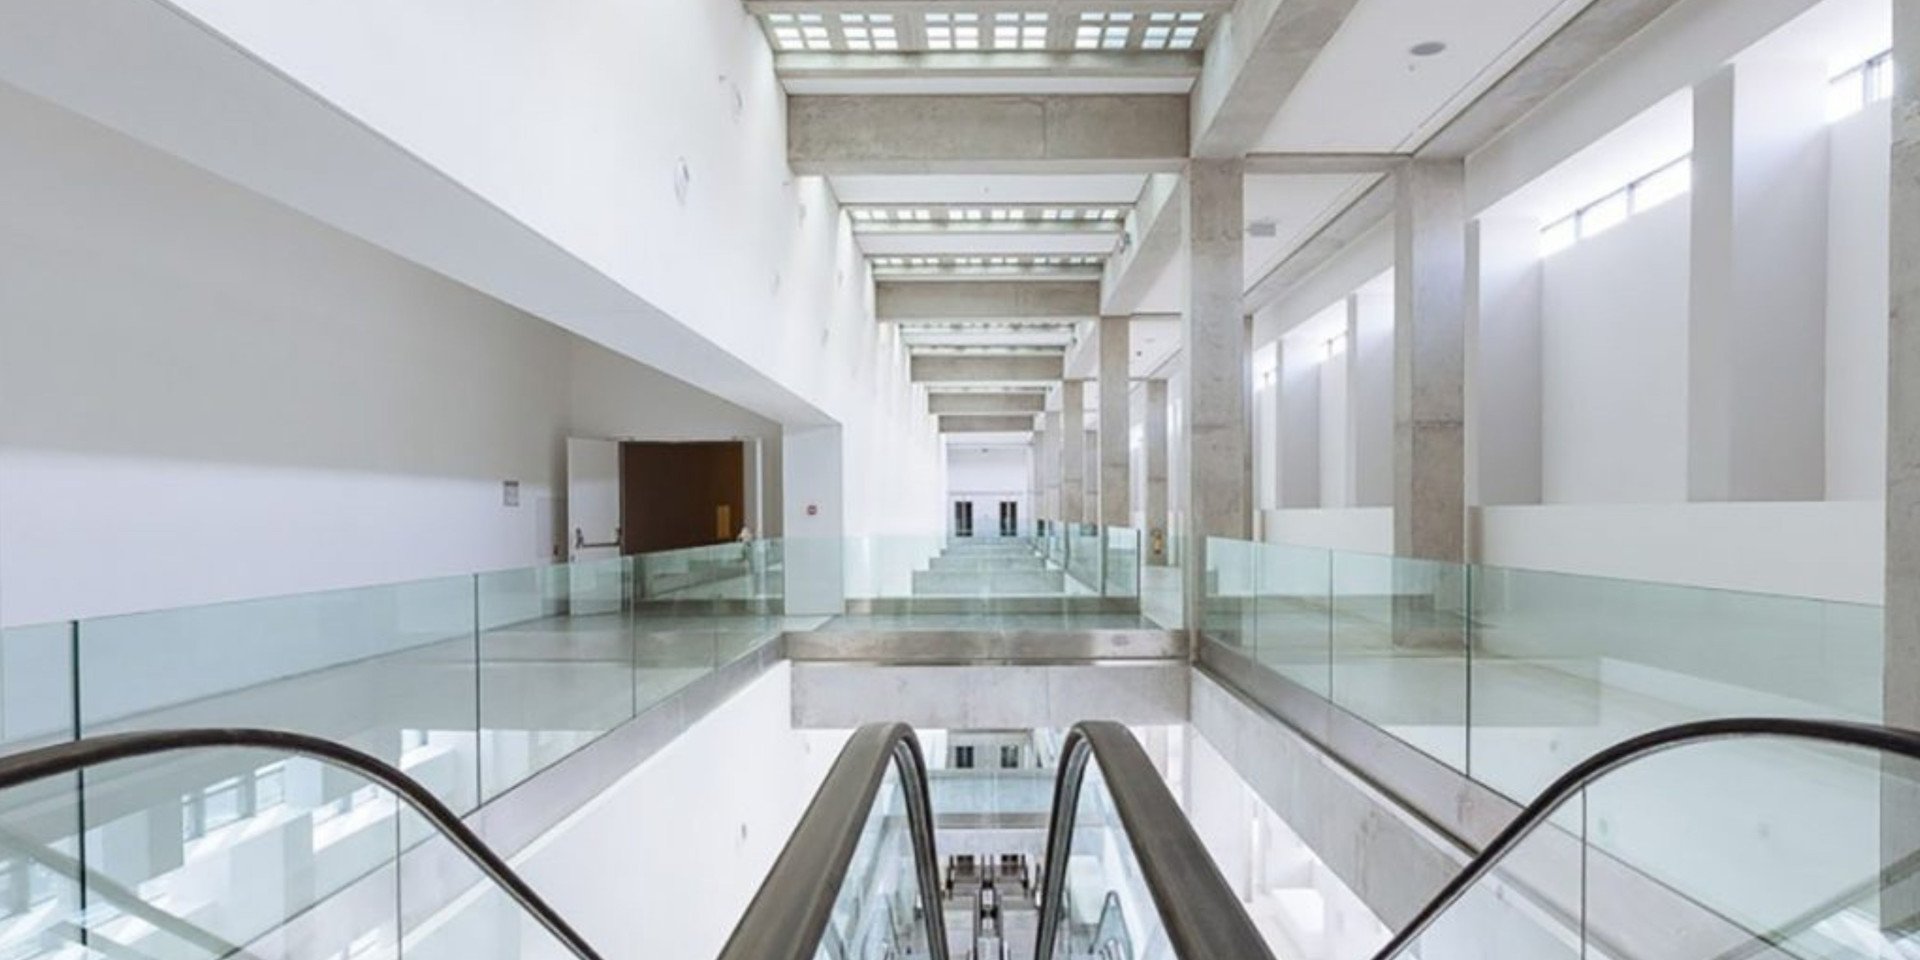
1040,410 -> 1063,523
1889,3 -> 1920,926
1145,379 -> 1171,565
1393,160 -> 1469,562
1348,288 -> 1396,507
1688,60 -> 1831,503
1467,218 -> 1544,507
1277,339 -> 1322,508
1061,380 -> 1086,525
1099,317 -> 1133,528
1181,159 -> 1251,624
1084,429 -> 1101,524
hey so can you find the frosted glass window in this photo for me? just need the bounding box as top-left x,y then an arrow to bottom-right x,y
1578,192 -> 1629,239
1631,159 -> 1690,213
1539,217 -> 1576,257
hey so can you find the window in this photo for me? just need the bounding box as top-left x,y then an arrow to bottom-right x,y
1077,12 -> 1133,50
927,12 -> 981,50
1830,50 -> 1894,122
954,745 -> 976,769
994,12 -> 1048,50
1630,158 -> 1691,213
1538,155 -> 1692,257
1000,745 -> 1022,769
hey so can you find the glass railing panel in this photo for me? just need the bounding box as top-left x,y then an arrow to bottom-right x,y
1582,737 -> 1920,959
1386,795 -> 1584,960
1252,542 -> 1333,697
1329,552 -> 1468,772
77,747 -> 404,960
634,542 -> 764,602
476,561 -> 632,803
1048,758 -> 1168,960
1202,537 -> 1258,653
1103,528 -> 1142,599
815,765 -> 926,960
0,767 -> 88,960
75,577 -> 482,815
1067,526 -> 1104,594
0,623 -> 75,752
1469,564 -> 1883,802
396,806 -> 579,960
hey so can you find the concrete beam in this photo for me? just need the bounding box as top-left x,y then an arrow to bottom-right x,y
940,415 -> 1037,434
1241,0 -> 1687,311
929,393 -> 1047,416
1190,0 -> 1361,158
878,280 -> 1100,322
877,264 -> 1106,282
1103,173 -> 1186,316
789,95 -> 1190,174
1244,152 -> 1410,175
911,354 -> 1065,384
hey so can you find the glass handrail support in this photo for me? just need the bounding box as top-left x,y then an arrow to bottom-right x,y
0,727 -> 605,960
1035,722 -> 1275,960
1370,718 -> 1920,960
715,723 -> 950,960
0,540 -> 790,822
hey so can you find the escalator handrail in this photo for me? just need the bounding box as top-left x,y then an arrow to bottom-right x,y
715,722 -> 950,960
1369,716 -> 1920,960
0,727 -> 606,960
1034,721 -> 1276,960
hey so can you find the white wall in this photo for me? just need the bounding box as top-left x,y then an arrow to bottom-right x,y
1826,101 -> 1892,500
154,0 -> 946,542
492,665 -> 848,960
0,85 -> 792,627
1539,198 -> 1693,504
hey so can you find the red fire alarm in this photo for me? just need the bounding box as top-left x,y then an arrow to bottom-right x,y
807,504 -> 819,517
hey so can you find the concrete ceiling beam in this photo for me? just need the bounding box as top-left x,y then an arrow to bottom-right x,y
789,95 -> 1190,175
1102,173 -> 1184,316
929,393 -> 1049,415
879,280 -> 1100,322
1242,0 -> 1690,313
940,415 -> 1040,433
1190,0 -> 1362,158
911,354 -> 1066,384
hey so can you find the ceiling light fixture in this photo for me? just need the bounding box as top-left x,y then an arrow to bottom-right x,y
1410,41 -> 1447,57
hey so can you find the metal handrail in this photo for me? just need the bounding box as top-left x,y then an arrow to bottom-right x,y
715,722 -> 951,960
1369,717 -> 1920,960
0,728 -> 606,960
1033,721 -> 1276,960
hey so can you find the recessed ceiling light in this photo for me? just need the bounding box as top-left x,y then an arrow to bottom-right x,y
1410,41 -> 1447,57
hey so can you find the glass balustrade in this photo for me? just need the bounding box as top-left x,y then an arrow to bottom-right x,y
1203,536 -> 1885,803
0,541 -> 788,817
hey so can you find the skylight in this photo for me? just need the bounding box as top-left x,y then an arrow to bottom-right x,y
756,6 -> 1220,55
847,205 -> 1130,226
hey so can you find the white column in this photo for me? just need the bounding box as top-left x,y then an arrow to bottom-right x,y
1278,338 -> 1322,509
1393,160 -> 1469,562
1468,217 -> 1545,507
1688,60 -> 1830,502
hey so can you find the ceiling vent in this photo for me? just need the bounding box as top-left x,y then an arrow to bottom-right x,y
1247,219 -> 1279,239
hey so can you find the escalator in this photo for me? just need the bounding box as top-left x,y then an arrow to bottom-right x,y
2,719 -> 1920,960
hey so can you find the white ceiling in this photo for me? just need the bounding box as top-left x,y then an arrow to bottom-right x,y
1243,172 -> 1381,285
1256,0 -> 1597,152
